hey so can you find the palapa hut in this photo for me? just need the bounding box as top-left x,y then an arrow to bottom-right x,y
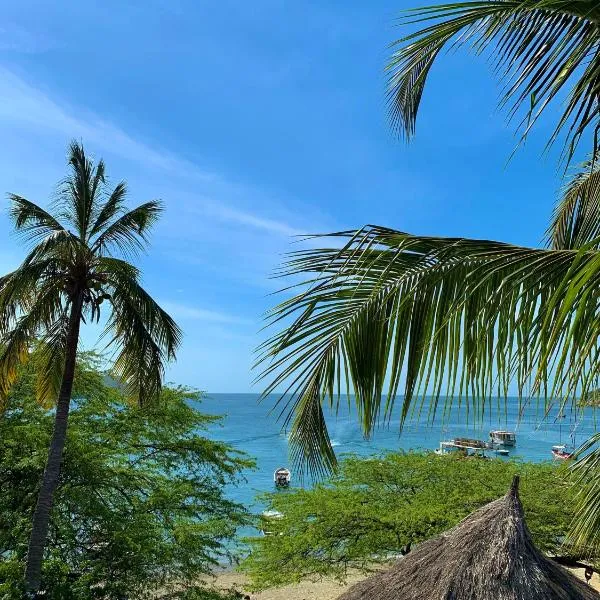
338,476 -> 599,600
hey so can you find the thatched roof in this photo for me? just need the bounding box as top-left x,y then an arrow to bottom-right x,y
338,476 -> 600,600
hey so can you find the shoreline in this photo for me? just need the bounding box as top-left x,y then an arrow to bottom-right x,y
207,570 -> 364,600
206,565 -> 600,599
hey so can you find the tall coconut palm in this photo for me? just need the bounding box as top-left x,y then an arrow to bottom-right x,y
258,1 -> 600,551
0,141 -> 181,596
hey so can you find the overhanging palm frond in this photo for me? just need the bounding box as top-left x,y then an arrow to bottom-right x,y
258,226 -> 600,476
548,150 -> 600,249
35,319 -> 68,407
568,433 -> 600,551
388,0 -> 600,160
0,260 -> 63,329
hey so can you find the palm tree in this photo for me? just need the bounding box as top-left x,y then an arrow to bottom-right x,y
0,141 -> 181,596
258,1 -> 600,550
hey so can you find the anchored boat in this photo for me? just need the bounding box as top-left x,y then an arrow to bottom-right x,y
274,467 -> 291,487
551,445 -> 573,460
435,438 -> 488,457
489,430 -> 516,447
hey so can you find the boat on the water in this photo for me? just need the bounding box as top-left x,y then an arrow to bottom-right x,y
435,438 -> 488,457
496,448 -> 510,456
489,430 -> 516,447
551,445 -> 573,460
274,467 -> 291,487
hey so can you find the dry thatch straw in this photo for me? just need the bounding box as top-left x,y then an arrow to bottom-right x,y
338,476 -> 600,600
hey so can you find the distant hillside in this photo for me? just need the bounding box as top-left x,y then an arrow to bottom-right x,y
580,389 -> 600,406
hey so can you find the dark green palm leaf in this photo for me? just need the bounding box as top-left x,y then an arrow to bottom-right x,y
89,181 -> 127,238
99,256 -> 181,405
92,201 -> 163,258
8,195 -> 68,245
548,151 -> 600,248
388,0 -> 600,161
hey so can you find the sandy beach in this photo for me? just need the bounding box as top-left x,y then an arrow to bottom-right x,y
209,570 -> 361,600
209,566 -> 600,599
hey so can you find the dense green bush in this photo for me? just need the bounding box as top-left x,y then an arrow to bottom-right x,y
242,452 -> 575,589
0,356 -> 253,599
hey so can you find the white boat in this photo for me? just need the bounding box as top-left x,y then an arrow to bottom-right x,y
489,430 -> 516,447
435,438 -> 487,457
274,467 -> 291,487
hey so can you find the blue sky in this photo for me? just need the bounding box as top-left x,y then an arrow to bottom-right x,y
0,1 -> 570,392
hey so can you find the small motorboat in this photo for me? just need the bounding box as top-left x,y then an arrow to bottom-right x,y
551,445 -> 573,460
490,430 -> 516,447
496,448 -> 510,456
274,467 -> 291,487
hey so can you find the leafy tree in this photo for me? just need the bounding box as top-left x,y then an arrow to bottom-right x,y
0,354 -> 253,599
241,453 -> 576,590
0,141 -> 181,595
257,1 -> 600,550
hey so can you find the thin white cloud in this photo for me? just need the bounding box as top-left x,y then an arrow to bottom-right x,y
0,67 -> 216,180
0,67 -> 313,239
201,202 -> 303,237
160,301 -> 254,326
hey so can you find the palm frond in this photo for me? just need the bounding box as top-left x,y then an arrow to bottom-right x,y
8,195 -> 68,246
548,150 -> 600,249
568,433 -> 600,552
35,317 -> 68,407
92,201 -> 163,258
0,284 -> 63,401
89,181 -> 127,238
0,260 -> 63,330
101,259 -> 181,405
258,226 -> 600,476
60,140 -> 101,241
388,0 -> 600,161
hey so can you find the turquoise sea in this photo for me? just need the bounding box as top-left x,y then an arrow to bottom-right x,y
196,393 -> 599,513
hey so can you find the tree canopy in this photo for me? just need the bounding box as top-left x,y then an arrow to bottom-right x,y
242,453 -> 577,590
0,354 -> 253,599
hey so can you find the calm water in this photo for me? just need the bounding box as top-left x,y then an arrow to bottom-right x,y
196,393 -> 600,513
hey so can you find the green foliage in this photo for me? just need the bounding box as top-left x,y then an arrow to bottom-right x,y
258,151 -> 600,481
242,453 -> 575,590
0,140 -> 181,409
0,356 -> 254,599
387,0 -> 600,162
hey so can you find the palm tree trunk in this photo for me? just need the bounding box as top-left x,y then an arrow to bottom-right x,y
24,293 -> 84,597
